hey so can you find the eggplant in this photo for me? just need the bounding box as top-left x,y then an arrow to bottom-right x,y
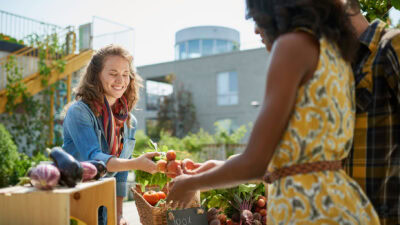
81,162 -> 98,181
49,147 -> 83,187
85,160 -> 107,180
29,164 -> 60,190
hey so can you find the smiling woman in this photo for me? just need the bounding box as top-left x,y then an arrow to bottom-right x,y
99,55 -> 131,106
62,45 -> 160,225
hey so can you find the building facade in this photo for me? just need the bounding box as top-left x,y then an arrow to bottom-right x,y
135,47 -> 269,138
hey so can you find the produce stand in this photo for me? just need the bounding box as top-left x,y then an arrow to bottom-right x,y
0,177 -> 116,225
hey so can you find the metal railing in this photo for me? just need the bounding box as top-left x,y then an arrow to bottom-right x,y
0,9 -> 63,43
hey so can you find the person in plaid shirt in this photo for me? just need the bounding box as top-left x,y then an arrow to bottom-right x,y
343,1 -> 400,224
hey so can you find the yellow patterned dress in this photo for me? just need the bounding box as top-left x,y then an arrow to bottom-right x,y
266,36 -> 380,224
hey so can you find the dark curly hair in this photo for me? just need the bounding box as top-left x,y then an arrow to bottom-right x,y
246,0 -> 359,62
346,0 -> 361,12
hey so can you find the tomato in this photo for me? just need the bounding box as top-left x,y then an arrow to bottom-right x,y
156,191 -> 166,200
143,191 -> 159,206
182,158 -> 195,170
166,160 -> 182,178
166,150 -> 177,161
156,160 -> 167,173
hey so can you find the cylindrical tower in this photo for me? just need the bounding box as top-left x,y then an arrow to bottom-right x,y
175,26 -> 240,60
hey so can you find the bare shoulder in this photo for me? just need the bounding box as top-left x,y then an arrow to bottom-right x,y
270,31 -> 320,77
276,31 -> 318,49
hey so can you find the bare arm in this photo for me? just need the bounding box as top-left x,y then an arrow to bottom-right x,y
167,32 -> 319,204
106,152 -> 159,174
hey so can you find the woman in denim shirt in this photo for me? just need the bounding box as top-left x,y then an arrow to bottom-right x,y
63,45 -> 158,225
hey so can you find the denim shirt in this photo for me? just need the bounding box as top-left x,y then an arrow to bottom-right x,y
62,100 -> 137,197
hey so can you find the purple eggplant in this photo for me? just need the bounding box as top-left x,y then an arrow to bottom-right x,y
81,162 -> 98,181
86,160 -> 108,180
29,164 -> 60,190
49,147 -> 83,187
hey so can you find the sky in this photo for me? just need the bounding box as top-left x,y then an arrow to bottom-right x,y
1,0 -> 400,66
0,0 -> 264,66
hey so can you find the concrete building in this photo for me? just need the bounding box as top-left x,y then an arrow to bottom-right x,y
135,26 -> 269,139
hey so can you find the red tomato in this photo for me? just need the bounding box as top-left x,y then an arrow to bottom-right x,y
156,191 -> 166,200
166,150 -> 177,161
157,160 -> 167,173
182,158 -> 196,170
143,191 -> 159,206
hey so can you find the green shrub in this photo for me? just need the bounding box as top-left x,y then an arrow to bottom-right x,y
9,152 -> 48,186
0,123 -> 19,187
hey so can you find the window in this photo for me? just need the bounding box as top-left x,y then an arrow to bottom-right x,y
178,43 -> 187,60
216,40 -> 228,53
202,39 -> 214,56
175,45 -> 179,60
217,71 -> 238,106
146,79 -> 173,110
188,40 -> 200,58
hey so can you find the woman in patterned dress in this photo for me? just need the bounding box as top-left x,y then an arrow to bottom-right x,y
166,0 -> 380,224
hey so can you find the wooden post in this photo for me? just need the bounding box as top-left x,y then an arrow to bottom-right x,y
67,74 -> 71,103
49,86 -> 55,145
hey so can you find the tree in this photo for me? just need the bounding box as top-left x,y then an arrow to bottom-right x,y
156,83 -> 198,138
358,0 -> 400,22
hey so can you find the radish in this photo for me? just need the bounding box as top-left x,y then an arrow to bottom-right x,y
252,212 -> 261,222
207,208 -> 219,222
209,219 -> 221,225
257,198 -> 266,208
240,209 -> 253,225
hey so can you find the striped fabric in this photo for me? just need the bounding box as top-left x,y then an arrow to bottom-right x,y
344,20 -> 400,225
100,96 -> 128,157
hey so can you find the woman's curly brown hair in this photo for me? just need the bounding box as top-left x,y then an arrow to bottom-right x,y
74,45 -> 143,126
246,0 -> 359,62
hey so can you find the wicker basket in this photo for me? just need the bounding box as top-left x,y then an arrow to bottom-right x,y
131,187 -> 200,225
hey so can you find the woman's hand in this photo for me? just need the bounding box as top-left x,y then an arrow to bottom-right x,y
182,160 -> 224,175
134,152 -> 159,174
166,174 -> 198,209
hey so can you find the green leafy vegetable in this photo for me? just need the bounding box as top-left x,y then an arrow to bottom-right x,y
134,140 -> 170,191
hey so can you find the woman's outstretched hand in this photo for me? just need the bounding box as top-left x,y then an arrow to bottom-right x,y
135,152 -> 160,174
182,160 -> 224,175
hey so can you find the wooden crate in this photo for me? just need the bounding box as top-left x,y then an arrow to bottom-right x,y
0,177 -> 116,225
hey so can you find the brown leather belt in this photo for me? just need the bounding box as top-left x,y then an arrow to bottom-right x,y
263,160 -> 342,184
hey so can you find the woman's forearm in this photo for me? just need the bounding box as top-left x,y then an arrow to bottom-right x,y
105,152 -> 159,174
186,153 -> 265,192
106,157 -> 137,172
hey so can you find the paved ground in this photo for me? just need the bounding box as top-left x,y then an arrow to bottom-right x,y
123,201 -> 142,225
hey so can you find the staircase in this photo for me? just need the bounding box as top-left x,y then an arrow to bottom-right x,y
0,31 -> 93,114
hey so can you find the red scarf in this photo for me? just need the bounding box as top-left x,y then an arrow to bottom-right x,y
96,96 -> 129,157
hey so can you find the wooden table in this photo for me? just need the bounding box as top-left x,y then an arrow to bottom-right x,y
0,177 -> 116,225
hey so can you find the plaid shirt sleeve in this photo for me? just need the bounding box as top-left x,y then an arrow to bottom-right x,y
344,20 -> 400,225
